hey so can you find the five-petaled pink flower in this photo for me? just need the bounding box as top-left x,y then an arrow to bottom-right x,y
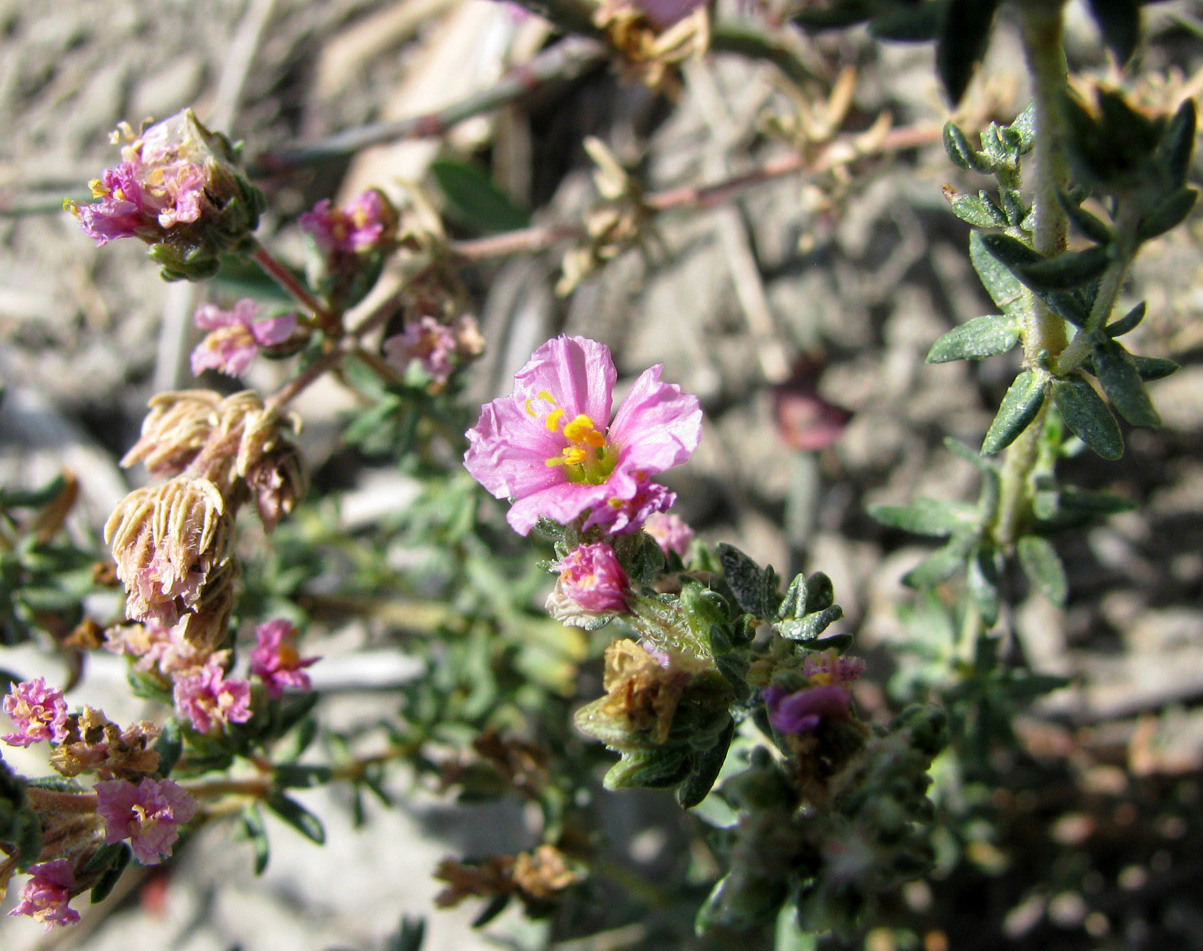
190,299 -> 297,377
249,619 -> 319,700
547,543 -> 630,624
96,777 -> 198,865
464,336 -> 702,536
172,656 -> 253,733
300,191 -> 391,254
2,677 -> 69,747
643,511 -> 694,557
9,860 -> 80,931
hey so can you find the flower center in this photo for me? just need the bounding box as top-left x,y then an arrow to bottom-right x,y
525,390 -> 616,484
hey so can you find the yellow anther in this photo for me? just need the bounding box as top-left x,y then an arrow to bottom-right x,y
561,447 -> 587,466
583,430 -> 605,448
546,408 -> 564,432
562,415 -> 599,443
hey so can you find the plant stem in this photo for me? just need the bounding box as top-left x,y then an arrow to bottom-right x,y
993,2 -> 1069,549
250,243 -> 330,323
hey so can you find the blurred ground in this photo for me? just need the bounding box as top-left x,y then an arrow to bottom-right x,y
1,0 -> 1203,949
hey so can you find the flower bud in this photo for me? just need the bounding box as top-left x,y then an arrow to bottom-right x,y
546,543 -> 630,627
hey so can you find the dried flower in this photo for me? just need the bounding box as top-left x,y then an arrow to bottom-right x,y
464,336 -> 701,536
8,860 -> 80,931
643,511 -> 694,557
104,476 -> 234,634
65,109 -> 263,280
511,844 -> 582,900
95,777 -> 198,865
120,390 -> 223,478
49,706 -> 161,780
190,299 -> 297,378
172,655 -> 252,733
584,639 -> 697,745
244,443 -> 308,533
1,678 -> 68,747
546,543 -> 630,626
300,190 -> 396,254
249,619 -> 318,699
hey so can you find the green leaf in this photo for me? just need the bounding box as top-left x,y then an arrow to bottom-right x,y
1129,354 -> 1178,381
1092,339 -> 1160,427
868,3 -> 942,40
1135,187 -> 1198,242
1155,98 -> 1197,187
904,535 -> 975,588
266,793 -> 326,844
273,764 -> 335,789
1105,301 -> 1145,338
430,159 -> 531,234
944,436 -> 999,473
240,804 -> 271,874
1085,0 -> 1141,65
777,605 -> 844,641
982,371 -> 1047,455
604,746 -> 692,791
1052,376 -> 1123,459
1017,535 -> 1068,606
1057,193 -> 1113,244
944,122 -> 993,173
678,718 -> 735,809
87,844 -> 131,904
946,189 -> 1007,228
936,0 -> 999,105
1012,244 -> 1112,292
0,475 -> 67,510
869,498 -> 978,536
927,313 -> 1020,363
969,231 -> 1025,315
716,544 -> 780,618
386,916 -> 427,951
967,545 -> 1003,626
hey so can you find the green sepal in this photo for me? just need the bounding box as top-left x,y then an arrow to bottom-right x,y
869,498 -> 979,537
927,313 -> 1020,363
603,745 -> 692,791
265,792 -> 326,844
936,0 -> 1000,105
1017,535 -> 1068,607
981,370 -> 1046,455
1105,301 -> 1145,338
1052,375 -> 1123,459
1092,339 -> 1160,427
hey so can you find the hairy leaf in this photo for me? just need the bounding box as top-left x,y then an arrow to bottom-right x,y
1052,376 -> 1123,459
1093,339 -> 1160,427
982,371 -> 1046,455
927,314 -> 1020,363
1017,535 -> 1068,607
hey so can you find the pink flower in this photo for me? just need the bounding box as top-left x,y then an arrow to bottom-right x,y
637,0 -> 707,29
96,777 -> 198,865
801,649 -> 865,686
763,650 -> 864,735
8,861 -> 80,931
548,543 -> 630,624
249,619 -> 318,699
300,191 -> 391,254
69,161 -> 148,245
642,511 -> 695,556
190,299 -> 297,377
581,479 -> 676,535
2,677 -> 69,747
172,656 -> 252,733
383,316 -> 458,384
464,336 -> 702,536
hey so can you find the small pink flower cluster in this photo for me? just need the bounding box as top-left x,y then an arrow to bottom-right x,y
249,619 -> 319,699
8,860 -> 80,931
383,315 -> 484,388
1,676 -> 68,747
547,542 -> 630,625
96,776 -> 198,865
464,336 -> 702,537
300,191 -> 392,255
191,299 -> 297,378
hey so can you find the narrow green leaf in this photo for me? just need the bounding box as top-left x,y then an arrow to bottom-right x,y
1085,0 -> 1141,65
274,764 -> 335,789
88,844 -> 131,904
429,159 -> 531,234
944,122 -> 993,173
944,436 -> 999,473
1057,193 -> 1112,244
967,545 -> 1002,626
1135,187 -> 1198,242
716,544 -> 780,618
266,793 -> 326,844
927,314 -> 1020,363
869,498 -> 978,537
777,605 -> 844,641
1052,376 -> 1123,459
903,536 -> 974,588
1014,245 -> 1112,292
678,718 -> 735,809
1105,301 -> 1145,338
1093,340 -> 1160,427
1017,536 -> 1068,606
1129,354 -> 1178,381
970,231 -> 1025,315
1155,99 -> 1198,186
946,190 -> 1007,228
982,371 -> 1047,455
241,805 -> 270,874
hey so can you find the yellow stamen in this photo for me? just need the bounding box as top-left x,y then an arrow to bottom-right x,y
561,447 -> 587,466
546,408 -> 564,432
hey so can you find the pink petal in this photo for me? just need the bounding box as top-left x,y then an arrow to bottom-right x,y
512,336 -> 615,424
251,313 -> 298,346
607,364 -> 702,476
